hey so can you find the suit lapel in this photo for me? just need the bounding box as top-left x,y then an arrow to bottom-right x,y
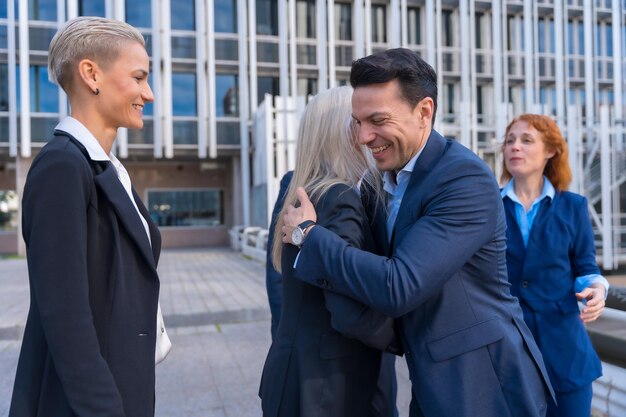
390,131 -> 449,251
133,189 -> 161,265
502,197 -> 526,258
94,163 -> 157,270
361,182 -> 389,255
525,195 -> 553,250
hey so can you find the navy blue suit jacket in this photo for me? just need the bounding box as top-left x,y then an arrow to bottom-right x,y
260,184 -> 397,417
266,171 -> 293,340
503,191 -> 602,392
10,132 -> 160,417
294,131 -> 554,417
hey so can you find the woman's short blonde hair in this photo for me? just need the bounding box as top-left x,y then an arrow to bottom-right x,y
48,16 -> 145,93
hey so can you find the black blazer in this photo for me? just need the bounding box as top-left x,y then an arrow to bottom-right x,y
259,183 -> 396,417
9,131 -> 161,417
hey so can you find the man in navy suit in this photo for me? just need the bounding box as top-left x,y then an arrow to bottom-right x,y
281,48 -> 554,416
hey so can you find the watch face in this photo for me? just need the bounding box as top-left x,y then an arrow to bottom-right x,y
291,227 -> 304,246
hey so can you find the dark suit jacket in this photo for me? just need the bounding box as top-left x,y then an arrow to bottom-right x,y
259,183 -> 396,417
266,170 -> 293,340
294,131 -> 554,417
9,131 -> 161,417
503,191 -> 602,392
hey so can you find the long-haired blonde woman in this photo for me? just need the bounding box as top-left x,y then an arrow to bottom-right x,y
259,86 -> 397,417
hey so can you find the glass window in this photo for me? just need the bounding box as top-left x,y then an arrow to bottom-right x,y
606,23 -> 613,56
30,66 -> 58,113
538,20 -> 546,53
0,26 -> 7,50
172,72 -> 197,116
215,0 -> 237,33
171,0 -> 195,31
407,7 -> 421,45
442,10 -> 453,47
296,0 -> 315,38
171,36 -> 196,59
216,74 -> 238,116
29,0 -> 56,21
0,65 -> 7,111
257,0 -> 278,36
297,78 -> 317,97
79,0 -> 105,16
371,4 -> 386,43
0,1 -> 6,19
147,189 -> 224,227
257,76 -> 279,105
475,13 -> 483,48
0,191 -> 18,231
127,0 -> 152,28
335,3 -> 352,41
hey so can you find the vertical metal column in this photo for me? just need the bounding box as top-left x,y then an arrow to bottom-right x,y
151,0 -> 163,158
18,0 -> 30,158
196,0 -> 208,159
389,0 -> 400,48
523,0 -> 534,111
207,0 -> 217,158
239,0 -> 251,226
316,0 -> 328,90
459,0 -> 470,148
600,106 -> 613,269
7,0 -> 17,157
554,0 -> 565,126
327,0 -> 336,87
161,0 -> 173,158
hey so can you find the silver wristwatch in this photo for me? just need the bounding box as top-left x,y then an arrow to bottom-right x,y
291,220 -> 316,247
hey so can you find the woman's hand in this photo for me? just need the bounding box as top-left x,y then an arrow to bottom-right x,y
576,283 -> 606,323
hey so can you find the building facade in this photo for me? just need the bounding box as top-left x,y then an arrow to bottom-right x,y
0,0 -> 624,263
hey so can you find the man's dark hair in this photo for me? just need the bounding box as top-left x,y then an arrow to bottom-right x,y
350,48 -> 438,125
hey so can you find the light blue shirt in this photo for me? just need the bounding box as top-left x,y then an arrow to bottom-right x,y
383,149 -> 423,241
501,178 -> 609,297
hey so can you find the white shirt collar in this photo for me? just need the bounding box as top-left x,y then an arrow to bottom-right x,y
55,117 -> 110,162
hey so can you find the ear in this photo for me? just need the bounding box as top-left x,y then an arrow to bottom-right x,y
416,97 -> 434,125
77,58 -> 100,94
546,149 -> 556,159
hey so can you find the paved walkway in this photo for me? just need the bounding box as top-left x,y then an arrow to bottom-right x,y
0,248 -> 412,417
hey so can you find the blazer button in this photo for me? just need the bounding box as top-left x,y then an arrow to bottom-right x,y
521,281 -> 529,288
317,279 -> 328,287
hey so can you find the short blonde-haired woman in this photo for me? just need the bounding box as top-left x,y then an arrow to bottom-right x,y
9,17 -> 166,417
259,86 -> 398,417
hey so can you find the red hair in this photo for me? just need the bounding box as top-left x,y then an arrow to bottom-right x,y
500,114 -> 572,191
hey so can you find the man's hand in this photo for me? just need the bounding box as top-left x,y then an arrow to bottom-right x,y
577,283 -> 606,323
281,187 -> 317,245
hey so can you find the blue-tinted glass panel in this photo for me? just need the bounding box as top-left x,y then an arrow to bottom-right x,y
216,121 -> 240,144
148,189 -> 223,226
335,3 -> 352,41
0,1 -> 6,18
30,66 -> 58,113
0,26 -> 6,49
215,0 -> 237,33
127,0 -> 152,28
79,0 -> 105,16
216,74 -> 238,116
29,27 -> 56,51
257,76 -> 279,105
143,77 -> 154,116
29,0 -> 56,21
606,24 -> 613,56
128,119 -> 154,144
173,121 -> 198,145
257,0 -> 278,36
0,65 -> 7,111
172,72 -> 197,116
171,36 -> 196,59
538,20 -> 546,53
171,0 -> 195,30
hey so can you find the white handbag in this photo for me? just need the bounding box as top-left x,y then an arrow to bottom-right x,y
155,302 -> 172,364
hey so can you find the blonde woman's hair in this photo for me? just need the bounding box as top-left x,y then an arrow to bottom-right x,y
271,86 -> 382,272
48,16 -> 145,93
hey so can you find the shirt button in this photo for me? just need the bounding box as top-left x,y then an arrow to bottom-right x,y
521,281 -> 529,288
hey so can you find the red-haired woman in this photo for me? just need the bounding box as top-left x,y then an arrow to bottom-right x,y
501,113 -> 607,417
